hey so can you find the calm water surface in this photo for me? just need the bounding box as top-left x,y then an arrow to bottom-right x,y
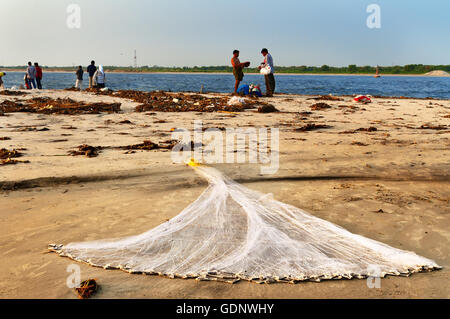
3,71 -> 450,99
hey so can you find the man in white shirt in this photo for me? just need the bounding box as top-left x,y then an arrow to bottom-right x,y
26,62 -> 37,89
258,48 -> 276,97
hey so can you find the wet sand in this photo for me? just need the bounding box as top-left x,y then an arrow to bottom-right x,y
0,90 -> 449,298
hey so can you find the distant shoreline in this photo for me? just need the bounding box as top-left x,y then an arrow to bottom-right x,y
1,69 -> 449,77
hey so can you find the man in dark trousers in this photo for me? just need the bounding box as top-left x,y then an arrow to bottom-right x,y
231,50 -> 250,94
75,66 -> 84,90
87,60 -> 97,89
258,48 -> 276,97
34,63 -> 43,89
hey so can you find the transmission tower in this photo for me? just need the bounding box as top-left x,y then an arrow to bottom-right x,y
134,50 -> 137,68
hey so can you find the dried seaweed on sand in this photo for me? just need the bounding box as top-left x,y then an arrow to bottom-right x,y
418,124 -> 447,130
307,95 -> 343,101
258,104 -> 279,113
0,148 -> 29,165
0,90 -> 29,96
295,123 -> 331,132
68,145 -> 102,157
0,98 -> 121,114
310,103 -> 332,110
0,148 -> 23,160
340,127 -> 378,134
100,90 -> 271,113
75,279 -> 98,299
119,140 -> 173,151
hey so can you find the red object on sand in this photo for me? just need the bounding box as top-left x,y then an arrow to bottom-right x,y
354,95 -> 372,103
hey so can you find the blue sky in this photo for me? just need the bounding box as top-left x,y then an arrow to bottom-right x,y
1,0 -> 449,67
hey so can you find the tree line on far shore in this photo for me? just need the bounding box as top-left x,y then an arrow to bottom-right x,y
1,64 -> 449,75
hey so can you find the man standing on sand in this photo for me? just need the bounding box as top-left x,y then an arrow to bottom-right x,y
75,66 -> 84,90
231,50 -> 250,94
34,63 -> 43,89
26,62 -> 37,89
87,60 -> 97,89
258,48 -> 276,97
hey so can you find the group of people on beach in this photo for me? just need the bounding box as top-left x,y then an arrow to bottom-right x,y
0,62 -> 44,90
1,60 -> 106,91
74,60 -> 106,90
231,48 -> 276,97
24,62 -> 44,89
1,51 -> 275,94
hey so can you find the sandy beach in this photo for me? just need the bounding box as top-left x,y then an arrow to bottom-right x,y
0,89 -> 448,298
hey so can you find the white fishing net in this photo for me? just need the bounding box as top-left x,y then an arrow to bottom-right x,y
49,164 -> 441,283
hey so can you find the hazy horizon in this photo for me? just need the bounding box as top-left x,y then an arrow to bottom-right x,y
1,0 -> 449,67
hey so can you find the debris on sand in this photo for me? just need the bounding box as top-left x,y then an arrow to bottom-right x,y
351,141 -> 369,146
310,103 -> 331,110
99,90 -> 271,113
18,126 -> 50,132
228,96 -> 246,106
258,104 -> 279,113
68,141 -> 175,158
119,140 -> 174,151
118,120 -> 134,124
0,90 -> 29,96
418,124 -> 447,130
295,123 -> 331,132
85,87 -> 114,95
307,95 -> 343,101
0,137 -> 11,140
63,87 -> 81,92
340,127 -> 378,134
353,95 -> 372,104
134,93 -> 252,112
75,279 -> 98,299
68,145 -> 102,157
0,148 -> 29,165
0,97 -> 121,114
0,148 -> 23,160
120,140 -> 160,151
356,127 -> 378,132
1,158 -> 30,166
0,100 -> 26,111
61,125 -> 77,130
338,105 -> 359,110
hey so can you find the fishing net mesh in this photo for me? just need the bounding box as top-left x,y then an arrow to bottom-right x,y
49,165 -> 440,283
